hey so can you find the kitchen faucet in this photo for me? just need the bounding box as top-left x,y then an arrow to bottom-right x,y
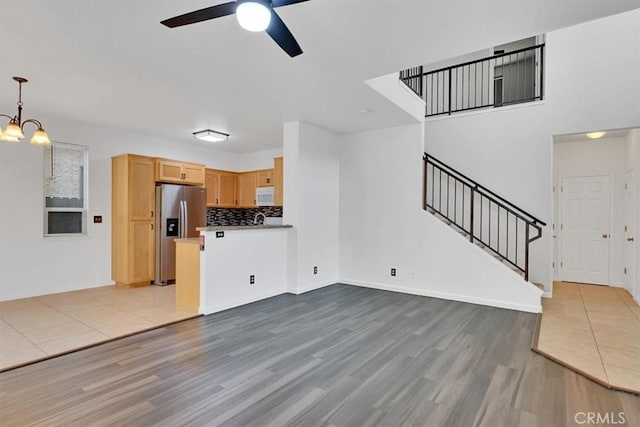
253,212 -> 266,225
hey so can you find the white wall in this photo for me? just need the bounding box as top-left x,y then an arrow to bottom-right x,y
0,116 -> 279,301
338,123 -> 542,312
423,9 -> 640,291
233,148 -> 283,172
365,73 -> 425,122
283,122 -> 340,294
199,228 -> 288,314
553,137 -> 627,285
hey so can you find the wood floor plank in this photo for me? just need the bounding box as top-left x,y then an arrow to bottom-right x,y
1,284 -> 638,427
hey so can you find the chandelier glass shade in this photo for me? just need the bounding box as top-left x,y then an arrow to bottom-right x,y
1,77 -> 51,145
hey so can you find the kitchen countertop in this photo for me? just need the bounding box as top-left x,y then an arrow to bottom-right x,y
174,238 -> 200,244
197,225 -> 293,232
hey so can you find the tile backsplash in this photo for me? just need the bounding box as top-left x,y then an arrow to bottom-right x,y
207,206 -> 283,226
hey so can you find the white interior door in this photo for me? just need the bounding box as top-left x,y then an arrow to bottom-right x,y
560,175 -> 610,285
624,170 -> 636,294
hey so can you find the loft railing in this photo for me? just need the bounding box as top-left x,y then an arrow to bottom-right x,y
399,66 -> 423,98
400,44 -> 544,117
423,153 -> 545,281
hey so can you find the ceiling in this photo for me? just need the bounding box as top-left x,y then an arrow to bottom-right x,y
2,1 -> 639,153
554,129 -> 634,144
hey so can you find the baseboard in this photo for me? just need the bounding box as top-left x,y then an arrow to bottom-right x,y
340,279 -> 542,313
200,288 -> 286,315
290,280 -> 335,295
542,291 -> 553,298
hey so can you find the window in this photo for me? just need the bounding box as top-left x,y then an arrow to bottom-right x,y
44,142 -> 89,236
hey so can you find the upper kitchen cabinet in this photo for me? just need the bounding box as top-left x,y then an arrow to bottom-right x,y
256,169 -> 275,187
237,172 -> 257,207
155,158 -> 205,186
205,169 -> 238,207
274,157 -> 283,206
127,155 -> 155,221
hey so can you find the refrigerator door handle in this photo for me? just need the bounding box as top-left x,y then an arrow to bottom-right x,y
179,200 -> 185,239
184,200 -> 189,238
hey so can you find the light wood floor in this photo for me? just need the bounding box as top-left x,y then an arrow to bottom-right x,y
0,285 -> 198,371
1,285 -> 638,426
535,281 -> 640,394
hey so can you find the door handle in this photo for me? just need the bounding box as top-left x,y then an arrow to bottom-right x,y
627,237 -> 635,242
602,234 -> 609,239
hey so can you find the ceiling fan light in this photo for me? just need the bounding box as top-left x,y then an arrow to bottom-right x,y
586,131 -> 606,139
236,1 -> 272,32
30,128 -> 52,145
3,121 -> 24,140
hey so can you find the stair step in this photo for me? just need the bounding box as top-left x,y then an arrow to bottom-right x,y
532,282 -> 545,291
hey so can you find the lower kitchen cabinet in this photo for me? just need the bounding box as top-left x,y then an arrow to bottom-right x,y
129,221 -> 155,284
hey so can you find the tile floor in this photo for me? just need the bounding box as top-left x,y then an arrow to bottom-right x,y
0,285 -> 198,371
535,281 -> 640,393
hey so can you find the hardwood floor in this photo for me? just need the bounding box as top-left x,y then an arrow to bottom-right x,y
1,285 -> 638,426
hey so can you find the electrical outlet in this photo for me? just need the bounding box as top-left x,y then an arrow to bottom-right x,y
391,268 -> 396,277
93,215 -> 102,224
313,266 -> 318,275
250,275 -> 255,285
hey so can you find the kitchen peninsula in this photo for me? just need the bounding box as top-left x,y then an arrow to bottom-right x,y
177,225 -> 292,314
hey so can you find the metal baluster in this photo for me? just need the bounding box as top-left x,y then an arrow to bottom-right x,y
448,68 -> 452,115
525,223 -> 531,281
540,45 -> 544,100
515,218 -> 519,268
506,212 -> 510,261
423,158 -> 428,210
438,169 -> 442,212
454,179 -> 458,223
469,187 -> 475,242
436,72 -> 440,114
516,52 -> 520,102
497,206 -> 501,254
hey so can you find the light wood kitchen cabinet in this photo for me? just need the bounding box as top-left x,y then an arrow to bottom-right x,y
219,172 -> 238,207
112,154 -> 155,286
274,157 -> 283,206
175,239 -> 200,311
256,169 -> 275,187
237,172 -> 257,207
155,158 -> 205,186
205,169 -> 238,207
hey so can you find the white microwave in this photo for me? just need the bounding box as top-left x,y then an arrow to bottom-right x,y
256,187 -> 275,206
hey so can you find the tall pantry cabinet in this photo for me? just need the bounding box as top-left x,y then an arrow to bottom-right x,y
112,154 -> 155,286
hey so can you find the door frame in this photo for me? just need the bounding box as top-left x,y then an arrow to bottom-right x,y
624,169 -> 636,295
557,173 -> 614,285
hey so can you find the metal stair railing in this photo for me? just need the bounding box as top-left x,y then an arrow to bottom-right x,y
424,153 -> 546,281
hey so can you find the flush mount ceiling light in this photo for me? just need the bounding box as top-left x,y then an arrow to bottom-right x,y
586,131 -> 607,139
236,0 -> 272,32
193,129 -> 230,143
0,77 -> 51,145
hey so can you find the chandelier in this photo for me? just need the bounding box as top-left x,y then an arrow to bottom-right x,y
1,77 -> 51,145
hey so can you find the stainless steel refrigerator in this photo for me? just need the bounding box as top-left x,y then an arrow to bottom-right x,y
154,184 -> 207,285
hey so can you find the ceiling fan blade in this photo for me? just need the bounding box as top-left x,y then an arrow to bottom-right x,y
265,11 -> 303,57
161,2 -> 237,28
272,0 -> 310,7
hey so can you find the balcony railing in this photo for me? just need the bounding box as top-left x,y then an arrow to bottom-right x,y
400,44 -> 544,117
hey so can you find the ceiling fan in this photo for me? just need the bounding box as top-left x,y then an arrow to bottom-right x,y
161,0 -> 309,57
